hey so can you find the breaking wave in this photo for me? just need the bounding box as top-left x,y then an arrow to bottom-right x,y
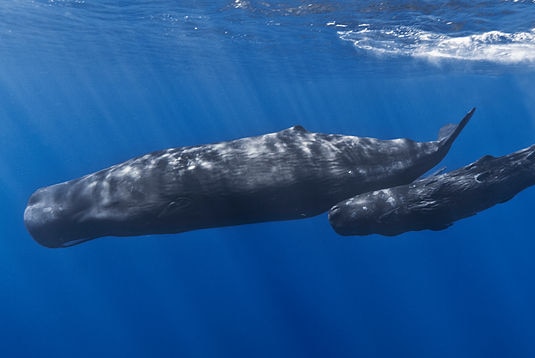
337,26 -> 535,64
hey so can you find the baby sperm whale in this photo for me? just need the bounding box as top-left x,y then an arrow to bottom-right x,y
329,143 -> 535,236
24,108 -> 474,248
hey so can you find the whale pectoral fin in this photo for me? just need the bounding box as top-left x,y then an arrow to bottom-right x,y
377,207 -> 401,223
417,167 -> 447,181
157,197 -> 192,219
430,167 -> 447,176
429,222 -> 452,231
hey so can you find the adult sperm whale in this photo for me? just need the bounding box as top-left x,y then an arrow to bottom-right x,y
329,143 -> 535,236
24,108 -> 474,248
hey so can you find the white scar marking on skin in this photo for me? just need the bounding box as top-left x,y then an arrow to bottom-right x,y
200,161 -> 213,170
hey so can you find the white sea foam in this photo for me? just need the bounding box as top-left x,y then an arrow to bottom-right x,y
337,26 -> 535,64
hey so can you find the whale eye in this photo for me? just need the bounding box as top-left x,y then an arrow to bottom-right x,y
158,197 -> 192,218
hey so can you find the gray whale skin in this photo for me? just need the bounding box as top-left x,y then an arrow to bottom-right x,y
24,109 -> 474,247
329,143 -> 535,236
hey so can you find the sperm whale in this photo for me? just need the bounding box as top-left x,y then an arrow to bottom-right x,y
24,108 -> 474,247
329,142 -> 535,236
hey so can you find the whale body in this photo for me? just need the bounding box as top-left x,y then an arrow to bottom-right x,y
329,142 -> 535,236
24,109 -> 474,247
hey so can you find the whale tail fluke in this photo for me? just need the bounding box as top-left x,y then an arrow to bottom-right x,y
437,107 -> 476,147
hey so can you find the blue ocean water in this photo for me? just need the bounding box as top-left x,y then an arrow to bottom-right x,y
2,0 -> 535,357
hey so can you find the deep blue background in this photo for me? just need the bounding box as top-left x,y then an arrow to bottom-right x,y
2,1 -> 535,357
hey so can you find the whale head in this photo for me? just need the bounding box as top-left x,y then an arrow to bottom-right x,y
23,182 -> 99,248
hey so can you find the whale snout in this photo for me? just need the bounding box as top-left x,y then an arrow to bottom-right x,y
24,203 -> 56,248
24,187 -> 69,248
328,203 -> 357,236
24,184 -> 94,248
328,198 -> 379,236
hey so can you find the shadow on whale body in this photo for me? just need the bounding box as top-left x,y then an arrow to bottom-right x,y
24,108 -> 475,248
329,144 -> 535,236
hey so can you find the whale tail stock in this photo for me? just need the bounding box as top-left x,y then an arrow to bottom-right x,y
437,107 -> 476,148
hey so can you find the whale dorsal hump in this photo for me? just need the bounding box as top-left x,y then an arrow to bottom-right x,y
290,125 -> 308,132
